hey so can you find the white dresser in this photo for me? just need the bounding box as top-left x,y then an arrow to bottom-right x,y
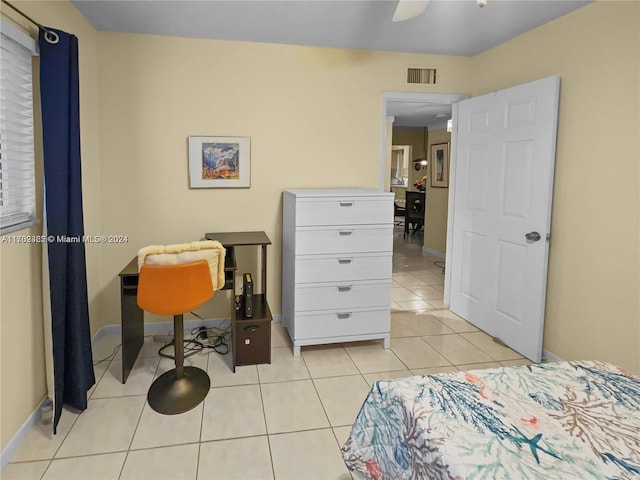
282,189 -> 394,355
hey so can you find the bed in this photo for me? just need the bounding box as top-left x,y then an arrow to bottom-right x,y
341,361 -> 640,479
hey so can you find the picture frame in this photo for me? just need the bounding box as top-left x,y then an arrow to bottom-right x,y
188,136 -> 251,188
430,142 -> 450,188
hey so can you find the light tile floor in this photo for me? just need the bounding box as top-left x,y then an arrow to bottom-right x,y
4,227 -> 531,480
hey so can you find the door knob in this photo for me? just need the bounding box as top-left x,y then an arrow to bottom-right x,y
525,231 -> 541,242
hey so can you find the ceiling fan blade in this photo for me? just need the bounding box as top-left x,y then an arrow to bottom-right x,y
392,0 -> 429,22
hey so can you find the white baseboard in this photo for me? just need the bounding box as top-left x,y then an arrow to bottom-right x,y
0,397 -> 47,471
422,246 -> 445,258
90,316 -> 229,342
542,349 -> 564,363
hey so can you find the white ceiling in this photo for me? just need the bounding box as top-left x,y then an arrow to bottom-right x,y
72,0 -> 590,57
71,0 -> 590,127
388,100 -> 457,129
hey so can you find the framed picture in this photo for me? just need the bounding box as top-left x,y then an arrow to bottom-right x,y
430,142 -> 450,188
188,136 -> 251,188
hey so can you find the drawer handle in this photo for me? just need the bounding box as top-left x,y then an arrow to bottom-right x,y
337,313 -> 351,320
339,230 -> 353,236
243,325 -> 260,332
338,258 -> 352,264
337,286 -> 352,292
339,202 -> 353,207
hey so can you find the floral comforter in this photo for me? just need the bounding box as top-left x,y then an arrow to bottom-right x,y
342,361 -> 640,479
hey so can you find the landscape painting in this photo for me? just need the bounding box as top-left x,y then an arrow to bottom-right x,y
188,136 -> 251,188
201,142 -> 239,180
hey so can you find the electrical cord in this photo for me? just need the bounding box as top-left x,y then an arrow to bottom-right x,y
93,343 -> 121,366
157,311 -> 233,357
93,333 -> 156,366
189,319 -> 232,355
434,261 -> 445,275
93,313 -> 232,367
158,337 -> 205,359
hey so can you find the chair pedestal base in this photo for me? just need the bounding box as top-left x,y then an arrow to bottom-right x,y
147,366 -> 210,415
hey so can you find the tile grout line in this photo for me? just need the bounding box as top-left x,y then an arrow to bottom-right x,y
37,459 -> 52,479
342,341 -> 415,386
256,370 -> 276,480
301,349 -> 334,433
391,311 -> 459,372
30,356 -> 116,478
458,333 -> 525,363
194,351 -> 212,480
389,315 -> 455,372
195,437 -> 202,480
425,333 -> 504,367
117,360 -> 160,480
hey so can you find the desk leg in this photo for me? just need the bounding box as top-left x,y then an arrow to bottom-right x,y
231,290 -> 237,373
121,280 -> 144,383
261,245 -> 267,299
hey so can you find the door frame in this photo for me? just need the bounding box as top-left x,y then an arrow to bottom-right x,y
443,101 -> 459,306
379,92 -> 469,191
380,92 -> 467,311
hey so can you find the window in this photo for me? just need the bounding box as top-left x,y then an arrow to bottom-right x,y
0,19 -> 37,234
390,145 -> 410,187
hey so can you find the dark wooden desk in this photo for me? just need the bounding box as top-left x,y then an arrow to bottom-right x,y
204,231 -> 271,301
118,257 -> 144,383
118,231 -> 272,382
205,231 -> 272,371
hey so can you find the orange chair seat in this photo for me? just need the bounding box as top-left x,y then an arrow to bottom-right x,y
137,260 -> 214,316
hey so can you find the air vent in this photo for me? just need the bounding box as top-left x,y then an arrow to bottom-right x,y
407,68 -> 436,84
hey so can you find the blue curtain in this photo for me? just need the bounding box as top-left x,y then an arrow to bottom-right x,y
39,27 -> 94,434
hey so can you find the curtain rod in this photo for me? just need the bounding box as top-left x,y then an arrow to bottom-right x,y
1,0 -> 59,43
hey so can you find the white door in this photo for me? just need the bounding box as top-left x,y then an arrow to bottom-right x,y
448,76 -> 560,362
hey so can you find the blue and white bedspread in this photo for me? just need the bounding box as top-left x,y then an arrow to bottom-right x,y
341,361 -> 640,479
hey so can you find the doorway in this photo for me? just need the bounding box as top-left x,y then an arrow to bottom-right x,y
380,91 -> 468,324
379,92 -> 469,257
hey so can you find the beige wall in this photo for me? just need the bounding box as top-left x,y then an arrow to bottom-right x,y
0,1 -> 101,451
472,0 -> 640,372
423,129 -> 451,254
95,32 -> 472,328
391,128 -> 451,254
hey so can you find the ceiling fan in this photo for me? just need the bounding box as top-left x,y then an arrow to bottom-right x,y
392,0 -> 488,22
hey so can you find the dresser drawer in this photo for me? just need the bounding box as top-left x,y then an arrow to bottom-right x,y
295,280 -> 391,312
294,253 -> 392,284
295,196 -> 392,226
295,225 -> 393,255
295,309 -> 390,340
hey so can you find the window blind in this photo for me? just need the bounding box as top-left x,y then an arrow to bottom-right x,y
0,21 -> 37,232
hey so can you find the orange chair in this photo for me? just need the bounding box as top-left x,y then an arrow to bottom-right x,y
137,260 -> 214,414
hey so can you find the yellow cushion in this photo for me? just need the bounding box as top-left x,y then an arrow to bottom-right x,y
137,240 -> 226,290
